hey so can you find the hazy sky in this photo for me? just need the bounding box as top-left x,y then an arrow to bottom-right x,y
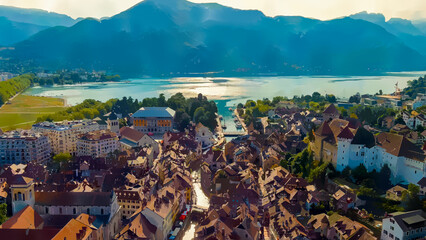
0,0 -> 425,20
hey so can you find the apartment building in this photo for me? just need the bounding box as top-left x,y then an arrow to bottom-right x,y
32,120 -> 102,154
76,130 -> 119,158
0,130 -> 51,166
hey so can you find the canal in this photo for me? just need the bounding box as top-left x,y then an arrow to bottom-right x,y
181,171 -> 210,240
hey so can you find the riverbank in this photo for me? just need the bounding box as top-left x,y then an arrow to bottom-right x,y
0,93 -> 66,131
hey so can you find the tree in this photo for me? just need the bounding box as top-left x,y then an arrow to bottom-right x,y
308,162 -> 328,188
341,166 -> 351,181
53,153 -> 72,164
376,164 -> 392,190
350,113 -> 358,119
326,94 -> 337,103
352,164 -> 368,183
245,100 -> 256,108
402,184 -> 422,211
357,186 -> 377,198
0,203 -> 7,224
194,107 -> 206,123
395,116 -> 405,125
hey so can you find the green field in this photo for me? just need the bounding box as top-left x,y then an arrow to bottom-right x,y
0,94 -> 66,131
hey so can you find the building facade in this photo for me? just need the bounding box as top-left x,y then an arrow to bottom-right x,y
32,120 -> 102,154
381,210 -> 426,240
0,130 -> 51,166
76,130 -> 119,158
132,107 -> 175,135
337,131 -> 425,185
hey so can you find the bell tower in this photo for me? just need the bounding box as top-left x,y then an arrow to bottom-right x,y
10,176 -> 35,215
106,112 -> 120,135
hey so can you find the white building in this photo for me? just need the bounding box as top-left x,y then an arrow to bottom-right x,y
402,111 -> 425,130
0,130 -> 51,166
76,130 -> 119,158
381,210 -> 426,240
32,120 -> 102,154
195,122 -> 215,148
119,126 -> 159,154
412,93 -> 426,110
337,129 -> 425,185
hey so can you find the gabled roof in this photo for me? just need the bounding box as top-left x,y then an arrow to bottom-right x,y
9,175 -> 33,186
351,127 -> 375,148
0,229 -> 59,239
51,218 -> 93,240
35,192 -> 112,206
337,126 -> 354,139
418,177 -> 426,187
133,107 -> 175,118
329,119 -> 349,137
323,104 -> 339,114
376,132 -> 425,162
315,121 -> 333,136
388,210 -> 426,232
0,206 -> 43,229
120,127 -> 145,142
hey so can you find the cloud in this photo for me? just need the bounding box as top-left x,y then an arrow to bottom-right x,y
0,0 -> 425,20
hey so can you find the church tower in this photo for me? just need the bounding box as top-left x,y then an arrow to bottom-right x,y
106,112 -> 120,135
10,176 -> 35,214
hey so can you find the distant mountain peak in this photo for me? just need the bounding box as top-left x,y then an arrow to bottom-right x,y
349,11 -> 386,24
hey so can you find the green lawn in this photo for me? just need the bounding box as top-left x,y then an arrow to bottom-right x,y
0,94 -> 65,131
333,177 -> 360,190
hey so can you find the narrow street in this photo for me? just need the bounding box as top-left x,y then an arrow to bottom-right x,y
181,171 -> 210,240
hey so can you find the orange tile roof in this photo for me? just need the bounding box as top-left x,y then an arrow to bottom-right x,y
0,205 -> 43,229
51,219 -> 93,240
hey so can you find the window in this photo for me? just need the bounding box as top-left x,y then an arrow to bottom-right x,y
390,226 -> 394,230
73,208 -> 76,214
87,208 -> 90,214
59,208 -> 62,214
383,230 -> 388,235
101,208 -> 104,215
45,207 -> 49,214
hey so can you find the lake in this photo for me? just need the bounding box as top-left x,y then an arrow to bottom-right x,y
25,72 -> 426,133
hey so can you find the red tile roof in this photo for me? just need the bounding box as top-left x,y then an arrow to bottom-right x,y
315,121 -> 333,136
323,104 -> 339,114
337,126 -> 354,139
120,127 -> 145,142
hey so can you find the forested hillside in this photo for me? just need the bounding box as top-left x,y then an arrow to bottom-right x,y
0,74 -> 33,105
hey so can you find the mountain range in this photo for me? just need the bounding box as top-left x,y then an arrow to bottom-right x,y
1,0 -> 426,76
